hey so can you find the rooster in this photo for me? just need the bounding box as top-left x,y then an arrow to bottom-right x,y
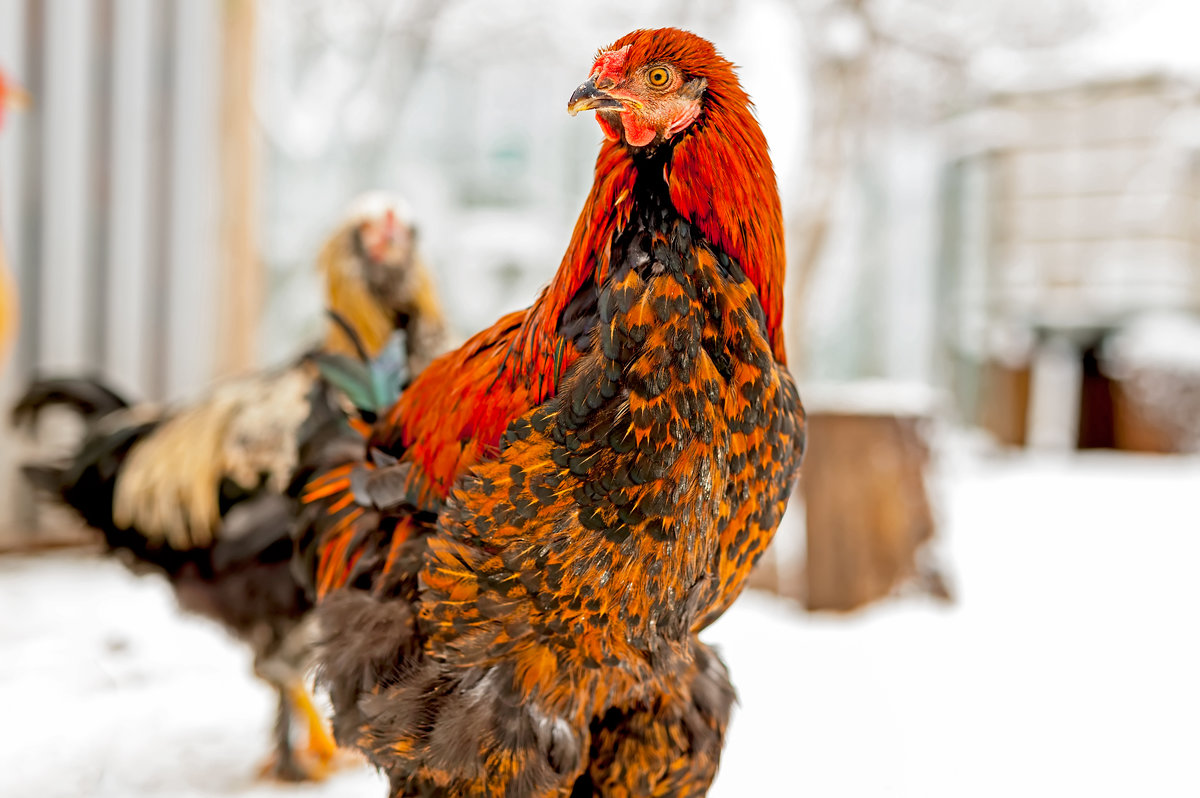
0,68 -> 29,372
299,28 -> 804,797
13,192 -> 447,782
321,192 -> 449,374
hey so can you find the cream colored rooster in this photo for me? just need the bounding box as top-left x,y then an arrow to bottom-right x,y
13,191 -> 448,781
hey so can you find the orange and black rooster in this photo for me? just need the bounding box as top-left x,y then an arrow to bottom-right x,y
298,28 -> 804,797
13,192 -> 447,781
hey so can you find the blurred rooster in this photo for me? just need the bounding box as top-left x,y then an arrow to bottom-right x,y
299,29 -> 804,796
13,192 -> 447,781
321,192 -> 449,374
0,68 -> 29,372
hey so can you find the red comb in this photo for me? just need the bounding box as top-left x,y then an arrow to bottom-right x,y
366,208 -> 401,262
591,45 -> 631,82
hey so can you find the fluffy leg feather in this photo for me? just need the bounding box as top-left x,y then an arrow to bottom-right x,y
577,643 -> 734,797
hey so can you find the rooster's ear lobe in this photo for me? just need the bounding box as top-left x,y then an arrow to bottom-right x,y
680,77 -> 708,102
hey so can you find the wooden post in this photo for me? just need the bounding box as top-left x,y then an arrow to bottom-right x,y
1111,369 -> 1200,454
802,407 -> 946,612
1077,345 -> 1117,450
979,357 -> 1032,447
1111,379 -> 1176,453
217,0 -> 259,375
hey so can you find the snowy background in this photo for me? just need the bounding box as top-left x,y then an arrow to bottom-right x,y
3,441 -> 1199,797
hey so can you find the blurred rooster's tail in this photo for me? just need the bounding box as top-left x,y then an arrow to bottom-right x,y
11,376 -> 132,429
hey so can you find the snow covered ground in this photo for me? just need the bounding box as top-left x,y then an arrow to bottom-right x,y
2,448 -> 1198,798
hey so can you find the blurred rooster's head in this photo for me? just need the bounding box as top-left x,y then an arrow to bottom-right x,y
347,191 -> 415,274
320,191 -> 429,359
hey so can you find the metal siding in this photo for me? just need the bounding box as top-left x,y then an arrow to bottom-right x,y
105,0 -> 155,396
0,0 -> 227,539
165,0 -> 220,400
39,0 -> 94,373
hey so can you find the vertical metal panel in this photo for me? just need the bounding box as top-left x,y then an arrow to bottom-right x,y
0,1 -> 27,309
105,0 -> 155,396
145,0 -> 174,400
88,0 -> 114,366
39,0 -> 94,373
0,0 -> 235,539
164,0 -> 220,400
15,0 -> 43,378
0,0 -> 30,537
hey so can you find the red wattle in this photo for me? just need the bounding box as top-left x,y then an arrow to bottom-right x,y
596,114 -> 621,143
621,113 -> 655,148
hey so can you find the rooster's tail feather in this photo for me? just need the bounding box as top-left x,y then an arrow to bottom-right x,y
11,377 -> 131,428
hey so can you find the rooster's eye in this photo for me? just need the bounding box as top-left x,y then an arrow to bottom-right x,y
647,67 -> 671,87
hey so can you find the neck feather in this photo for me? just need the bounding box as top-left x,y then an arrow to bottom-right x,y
517,92 -> 787,384
669,93 -> 787,363
511,141 -> 637,388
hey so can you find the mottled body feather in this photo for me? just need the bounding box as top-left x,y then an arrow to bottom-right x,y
300,29 -> 805,797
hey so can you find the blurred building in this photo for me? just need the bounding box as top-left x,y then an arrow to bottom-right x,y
0,1 -> 228,543
941,61 -> 1200,451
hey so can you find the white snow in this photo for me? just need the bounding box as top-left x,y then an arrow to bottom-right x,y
1103,312 -> 1200,376
714,446 -> 1200,797
3,448 -> 1200,797
801,380 -> 947,417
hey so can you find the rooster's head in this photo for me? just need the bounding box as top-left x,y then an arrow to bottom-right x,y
568,28 -> 743,150
344,191 -> 415,272
320,192 -> 424,359
567,29 -> 786,361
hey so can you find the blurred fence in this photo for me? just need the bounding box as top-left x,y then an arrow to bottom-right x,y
0,0 -> 232,542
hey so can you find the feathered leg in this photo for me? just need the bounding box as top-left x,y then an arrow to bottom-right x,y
578,643 -> 735,797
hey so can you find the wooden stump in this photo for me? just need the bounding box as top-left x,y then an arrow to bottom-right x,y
1111,381 -> 1175,453
802,410 -> 942,612
979,358 -> 1031,448
1111,369 -> 1200,453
